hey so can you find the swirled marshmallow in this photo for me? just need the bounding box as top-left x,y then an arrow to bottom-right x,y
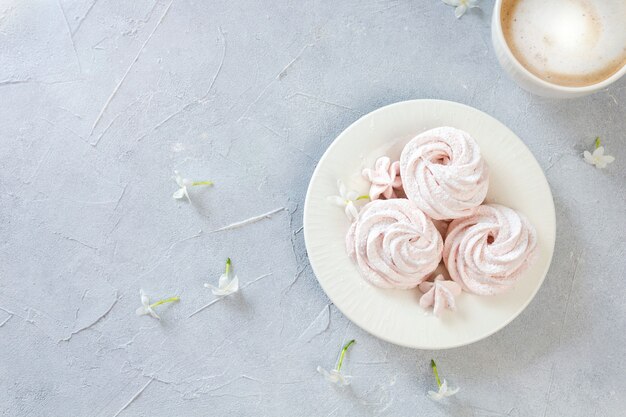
418,274 -> 462,317
362,156 -> 403,200
400,127 -> 489,220
345,199 -> 443,289
443,204 -> 537,295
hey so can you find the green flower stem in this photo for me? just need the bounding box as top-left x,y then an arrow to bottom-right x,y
431,359 -> 442,388
595,137 -> 601,149
150,296 -> 180,308
336,339 -> 356,371
192,181 -> 213,186
225,258 -> 231,275
356,195 -> 370,201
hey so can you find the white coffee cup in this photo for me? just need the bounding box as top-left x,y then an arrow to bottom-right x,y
491,0 -> 626,99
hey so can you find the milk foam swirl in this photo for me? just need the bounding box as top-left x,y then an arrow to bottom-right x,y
400,127 -> 489,220
345,199 -> 443,289
443,204 -> 537,295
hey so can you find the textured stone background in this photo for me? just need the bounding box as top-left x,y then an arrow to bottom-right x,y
1,1 -> 625,416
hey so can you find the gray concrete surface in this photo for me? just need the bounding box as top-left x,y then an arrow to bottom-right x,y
1,1 -> 625,416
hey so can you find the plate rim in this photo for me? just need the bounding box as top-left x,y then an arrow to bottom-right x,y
303,99 -> 556,349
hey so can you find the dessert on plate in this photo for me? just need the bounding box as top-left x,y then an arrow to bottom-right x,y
345,199 -> 443,290
400,127 -> 489,220
444,204 -> 537,296
418,274 -> 462,317
362,156 -> 403,200
331,126 -> 538,317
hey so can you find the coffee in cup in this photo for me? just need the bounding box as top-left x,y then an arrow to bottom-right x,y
500,0 -> 626,88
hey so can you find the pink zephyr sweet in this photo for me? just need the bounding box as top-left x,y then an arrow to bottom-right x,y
418,274 -> 462,317
362,156 -> 403,200
345,199 -> 443,289
444,204 -> 537,296
400,126 -> 489,220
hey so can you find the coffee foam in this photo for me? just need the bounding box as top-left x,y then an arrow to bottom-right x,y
501,0 -> 626,87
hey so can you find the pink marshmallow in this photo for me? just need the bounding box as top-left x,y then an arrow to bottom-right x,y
345,199 -> 443,289
418,274 -> 462,317
362,156 -> 403,200
443,204 -> 537,295
400,127 -> 489,220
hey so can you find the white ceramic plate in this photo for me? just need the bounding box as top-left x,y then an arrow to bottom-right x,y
303,99 -> 556,349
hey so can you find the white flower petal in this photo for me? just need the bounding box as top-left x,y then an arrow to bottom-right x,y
318,367 -> 351,386
204,282 -> 219,291
147,308 -> 160,320
205,273 -> 239,296
209,282 -> 238,296
346,190 -> 359,201
172,188 -> 186,199
442,0 -> 461,6
217,273 -> 230,289
224,275 -> 239,293
438,379 -> 459,397
428,390 -> 444,401
337,180 -> 347,198
335,372 -> 352,386
137,290 -> 160,320
140,290 -> 150,306
327,370 -> 342,384
174,170 -> 184,187
455,4 -> 468,18
345,203 -> 359,221
317,366 -> 332,381
208,287 -> 230,296
584,144 -> 615,168
440,379 -> 448,391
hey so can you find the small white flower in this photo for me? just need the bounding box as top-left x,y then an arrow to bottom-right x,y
317,366 -> 352,386
442,0 -> 480,18
172,170 -> 213,201
204,258 -> 239,296
135,289 -> 180,320
427,360 -> 459,401
327,180 -> 367,221
318,339 -> 355,387
584,138 -> 615,169
428,379 -> 460,401
136,289 -> 159,319
173,170 -> 192,200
